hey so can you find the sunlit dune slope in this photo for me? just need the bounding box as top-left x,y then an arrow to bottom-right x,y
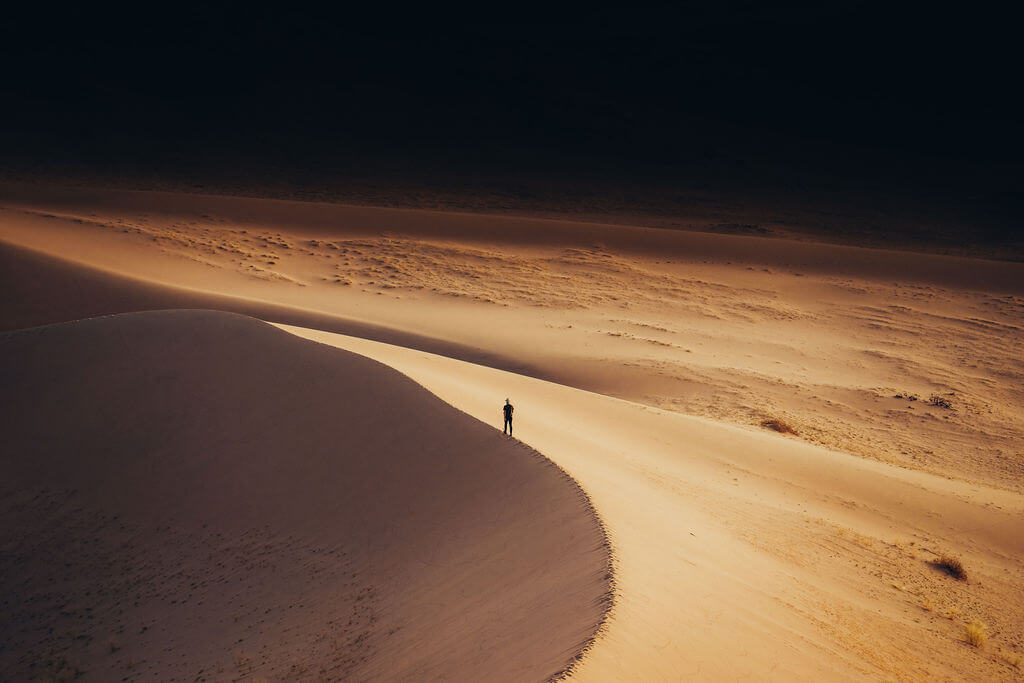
284,325 -> 1024,681
0,310 -> 610,681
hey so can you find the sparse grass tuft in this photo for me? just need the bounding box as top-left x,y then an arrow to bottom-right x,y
928,394 -> 954,409
760,418 -> 798,435
932,554 -> 967,581
965,620 -> 988,648
1001,649 -> 1021,668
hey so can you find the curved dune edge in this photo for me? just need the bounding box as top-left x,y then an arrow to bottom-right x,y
279,324 -> 1024,681
513,437 -> 616,682
0,310 -> 612,681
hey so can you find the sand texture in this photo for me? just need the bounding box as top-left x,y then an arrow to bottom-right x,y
2,184 -> 1023,680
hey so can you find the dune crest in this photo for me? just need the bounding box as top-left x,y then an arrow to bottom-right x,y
283,325 -> 1024,681
0,310 -> 611,681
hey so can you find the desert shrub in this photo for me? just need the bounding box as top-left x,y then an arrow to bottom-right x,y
760,418 -> 798,435
928,394 -> 954,409
965,620 -> 988,648
933,554 -> 967,580
895,392 -> 919,401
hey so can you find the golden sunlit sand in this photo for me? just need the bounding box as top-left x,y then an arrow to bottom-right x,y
281,325 -> 1024,680
2,184 -> 1023,679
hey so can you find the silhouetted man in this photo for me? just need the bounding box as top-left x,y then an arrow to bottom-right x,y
503,398 -> 514,435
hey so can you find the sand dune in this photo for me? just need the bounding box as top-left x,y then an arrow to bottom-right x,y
283,326 -> 1024,680
0,310 -> 610,681
2,184 -> 1023,679
2,186 -> 1022,490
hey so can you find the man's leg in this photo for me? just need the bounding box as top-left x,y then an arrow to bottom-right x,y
504,418 -> 509,434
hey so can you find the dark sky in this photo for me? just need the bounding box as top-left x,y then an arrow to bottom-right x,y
2,3 -> 1021,217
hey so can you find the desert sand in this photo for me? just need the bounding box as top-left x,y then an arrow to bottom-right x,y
1,310 -> 610,680
283,325 -> 1024,680
2,183 -> 1023,680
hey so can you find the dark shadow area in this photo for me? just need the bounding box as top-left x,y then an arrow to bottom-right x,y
2,4 -> 1021,253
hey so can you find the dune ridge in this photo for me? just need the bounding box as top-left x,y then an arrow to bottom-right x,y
0,310 -> 611,681
282,325 -> 1024,681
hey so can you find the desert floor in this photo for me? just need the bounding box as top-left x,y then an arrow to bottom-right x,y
1,183 -> 1022,680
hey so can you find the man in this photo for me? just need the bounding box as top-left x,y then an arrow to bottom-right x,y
503,398 -> 514,435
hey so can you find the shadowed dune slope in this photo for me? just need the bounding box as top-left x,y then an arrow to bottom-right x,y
0,310 -> 610,681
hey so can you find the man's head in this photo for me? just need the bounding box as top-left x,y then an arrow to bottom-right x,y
505,398 -> 510,404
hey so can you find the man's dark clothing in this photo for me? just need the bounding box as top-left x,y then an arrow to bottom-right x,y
503,403 -> 514,435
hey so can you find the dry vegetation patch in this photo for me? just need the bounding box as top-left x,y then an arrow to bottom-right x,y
964,620 -> 988,648
927,394 -> 955,409
932,554 -> 968,581
760,417 -> 798,435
